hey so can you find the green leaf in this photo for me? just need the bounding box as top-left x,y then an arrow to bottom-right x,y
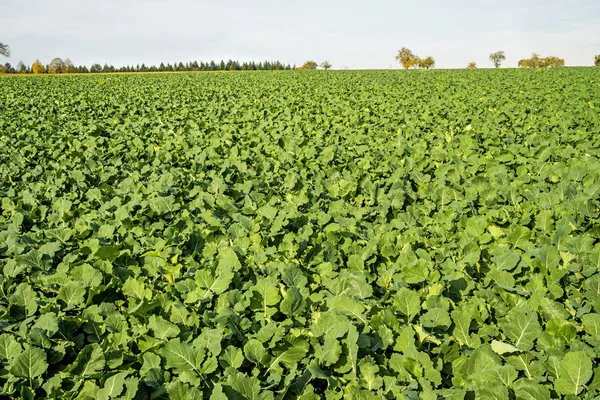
32,312 -> 59,335
226,371 -> 265,400
501,304 -> 541,351
10,346 -> 48,381
451,309 -> 479,348
267,339 -> 309,373
71,264 -> 103,288
514,379 -> 550,400
347,325 -> 359,378
466,345 -> 502,378
328,296 -> 366,324
161,338 -> 204,375
97,372 -> 129,400
210,383 -> 228,400
0,334 -> 21,361
490,340 -> 521,355
311,311 -> 349,339
492,247 -> 520,271
166,381 -> 204,400
9,283 -> 38,317
58,281 -> 87,309
191,267 -> 234,302
243,339 -> 269,365
217,247 -> 242,271
420,308 -> 451,329
554,351 -> 592,396
359,362 -> 383,390
148,315 -> 180,340
394,287 -> 421,322
69,343 -> 106,377
219,346 -> 244,369
122,278 -> 152,301
280,286 -> 305,316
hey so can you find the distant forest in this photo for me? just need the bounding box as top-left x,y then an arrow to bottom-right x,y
1,58 -> 296,74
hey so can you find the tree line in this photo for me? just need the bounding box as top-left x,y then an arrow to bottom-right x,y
2,42 -> 600,72
397,48 -> 585,69
1,56 -> 296,74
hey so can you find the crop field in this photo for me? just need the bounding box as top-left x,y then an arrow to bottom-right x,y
1,69 -> 600,399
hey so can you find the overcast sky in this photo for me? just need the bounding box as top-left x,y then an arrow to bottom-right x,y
1,0 -> 599,69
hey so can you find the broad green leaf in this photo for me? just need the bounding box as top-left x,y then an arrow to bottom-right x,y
10,346 -> 48,381
58,281 -> 87,309
161,338 -> 204,375
514,379 -> 550,400
32,312 -> 59,335
122,278 -> 152,301
148,315 -> 180,340
0,334 -> 21,360
226,371 -> 264,400
9,283 -> 38,317
492,247 -> 520,271
554,351 -> 592,396
218,247 -> 242,271
244,339 -> 269,365
191,267 -> 234,301
359,362 -> 382,390
166,381 -> 204,400
328,296 -> 366,324
267,339 -> 309,373
280,286 -> 305,316
490,340 -> 521,355
394,287 -> 421,322
69,343 -> 106,377
501,304 -> 541,351
97,372 -> 129,400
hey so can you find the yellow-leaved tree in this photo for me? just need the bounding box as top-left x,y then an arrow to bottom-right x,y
396,48 -> 419,69
32,59 -> 45,74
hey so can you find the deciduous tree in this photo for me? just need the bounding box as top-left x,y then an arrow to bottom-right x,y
64,58 -> 76,73
396,47 -> 419,69
489,51 -> 505,68
594,55 -> 600,66
0,42 -> 9,57
518,53 -> 564,68
542,56 -> 564,68
49,57 -> 65,74
16,61 -> 26,73
320,61 -> 332,70
32,59 -> 45,74
302,60 -> 318,70
418,56 -> 435,69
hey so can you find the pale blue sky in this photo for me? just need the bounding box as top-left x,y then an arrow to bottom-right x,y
1,0 -> 598,69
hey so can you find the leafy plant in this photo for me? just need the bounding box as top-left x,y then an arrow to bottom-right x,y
0,68 -> 599,398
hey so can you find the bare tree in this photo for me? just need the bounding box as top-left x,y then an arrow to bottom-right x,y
0,42 -> 10,57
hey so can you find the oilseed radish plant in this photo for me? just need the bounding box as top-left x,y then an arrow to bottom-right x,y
1,68 -> 600,399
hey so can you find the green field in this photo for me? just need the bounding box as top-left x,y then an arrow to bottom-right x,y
1,69 -> 600,399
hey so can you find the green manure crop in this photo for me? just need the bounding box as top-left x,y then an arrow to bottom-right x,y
1,69 -> 600,399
